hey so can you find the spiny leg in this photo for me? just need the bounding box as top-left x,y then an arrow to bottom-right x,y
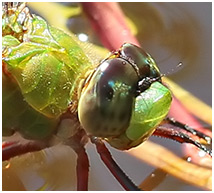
164,117 -> 212,144
2,140 -> 48,161
153,126 -> 212,157
64,129 -> 89,191
90,136 -> 141,191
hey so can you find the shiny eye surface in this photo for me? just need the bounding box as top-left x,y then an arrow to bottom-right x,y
78,58 -> 138,138
96,58 -> 137,103
120,43 -> 161,79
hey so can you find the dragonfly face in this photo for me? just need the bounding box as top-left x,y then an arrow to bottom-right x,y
78,43 -> 172,150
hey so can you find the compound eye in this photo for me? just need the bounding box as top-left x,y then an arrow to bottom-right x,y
96,58 -> 138,104
78,57 -> 138,138
120,43 -> 161,79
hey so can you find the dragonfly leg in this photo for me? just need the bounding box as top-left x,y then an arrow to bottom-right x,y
153,125 -> 212,157
64,129 -> 89,191
2,140 -> 48,161
164,117 -> 212,144
90,136 -> 141,191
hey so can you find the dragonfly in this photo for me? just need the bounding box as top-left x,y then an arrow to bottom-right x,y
2,2 -> 212,191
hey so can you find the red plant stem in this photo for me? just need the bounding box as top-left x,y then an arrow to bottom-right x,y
81,2 -> 139,50
81,2 -> 211,162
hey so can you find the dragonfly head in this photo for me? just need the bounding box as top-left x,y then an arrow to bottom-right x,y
78,43 -> 171,149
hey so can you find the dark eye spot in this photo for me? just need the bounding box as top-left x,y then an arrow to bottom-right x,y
100,84 -> 114,101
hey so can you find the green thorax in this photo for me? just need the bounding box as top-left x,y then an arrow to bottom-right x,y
2,72 -> 58,139
3,7 -> 95,118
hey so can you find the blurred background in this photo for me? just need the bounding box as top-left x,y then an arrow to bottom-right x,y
2,2 -> 211,191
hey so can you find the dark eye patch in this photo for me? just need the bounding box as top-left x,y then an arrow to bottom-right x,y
99,83 -> 114,101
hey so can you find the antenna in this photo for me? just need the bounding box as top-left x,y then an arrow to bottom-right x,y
162,62 -> 183,77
